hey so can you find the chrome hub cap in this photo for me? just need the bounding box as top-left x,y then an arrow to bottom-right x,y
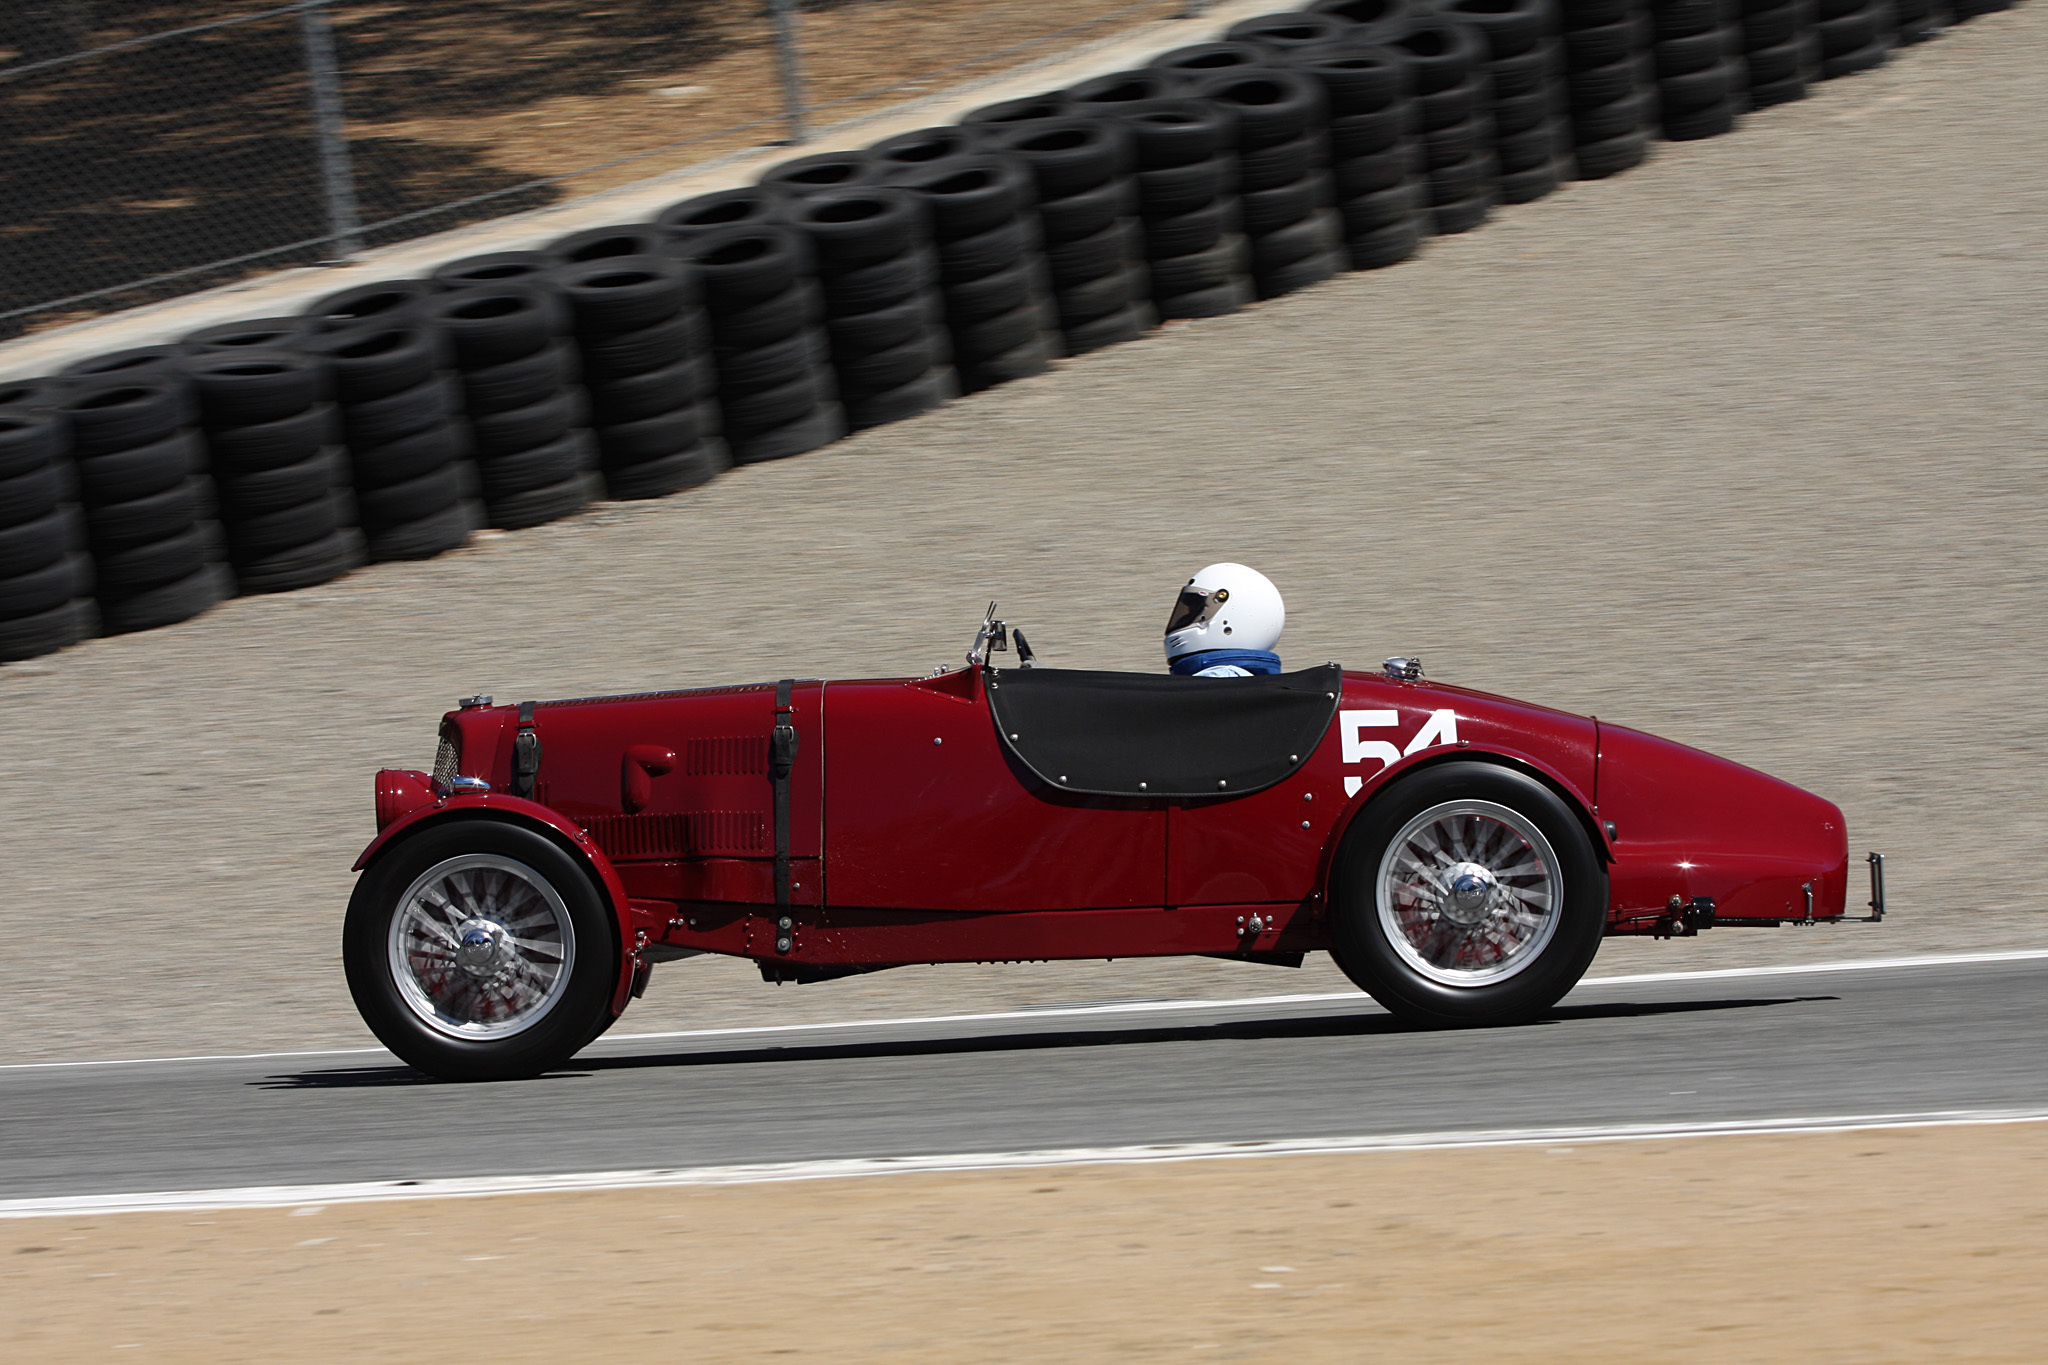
1376,800 -> 1564,987
387,853 -> 575,1041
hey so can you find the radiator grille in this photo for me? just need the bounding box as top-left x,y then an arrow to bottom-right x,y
686,736 -> 769,775
582,811 -> 769,859
431,730 -> 459,789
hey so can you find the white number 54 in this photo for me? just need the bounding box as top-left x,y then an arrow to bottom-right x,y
1339,709 -> 1460,796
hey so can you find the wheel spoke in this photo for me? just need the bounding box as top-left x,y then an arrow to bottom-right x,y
1376,799 -> 1566,989
387,853 -> 577,1042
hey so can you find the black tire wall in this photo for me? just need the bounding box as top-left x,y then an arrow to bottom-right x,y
0,398 -> 97,659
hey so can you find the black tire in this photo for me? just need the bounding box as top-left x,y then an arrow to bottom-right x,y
1428,152 -> 1493,204
1654,28 -> 1726,75
1660,59 -> 1732,112
1442,0 -> 1549,57
720,369 -> 831,433
1039,176 -> 1136,243
65,381 -> 187,457
1392,16 -> 1486,93
1344,216 -> 1425,269
224,492 -> 342,558
1496,158 -> 1562,203
727,403 -> 847,464
1571,90 -> 1648,142
184,315 -> 324,353
1663,99 -> 1737,139
1332,142 -> 1415,196
469,389 -> 584,458
598,402 -> 720,464
358,463 -> 466,529
842,372 -> 954,429
993,120 -> 1131,200
942,263 -> 1045,323
0,461 -> 70,531
789,189 -> 923,269
1154,277 -> 1254,318
1044,220 -> 1132,284
547,223 -> 671,264
1063,301 -> 1154,354
935,215 -> 1041,283
1748,72 -> 1808,106
1745,41 -> 1808,85
1328,761 -> 1607,1028
835,333 -> 944,392
882,156 -> 1037,239
431,251 -> 558,290
344,819 -> 620,1081
487,470 -> 601,530
717,329 -> 828,392
95,523 -> 208,593
365,498 -> 481,561
1250,211 -> 1339,273
0,411 -> 66,478
961,92 -> 1075,129
1490,86 -> 1554,133
1150,41 -> 1270,86
1329,105 -> 1413,158
1653,0 -> 1722,38
1148,234 -> 1250,295
100,562 -> 231,634
305,278 -> 434,329
602,440 -> 732,498
1742,4 -> 1806,47
1228,10 -> 1352,51
656,186 -> 790,239
1238,133 -> 1319,193
477,431 -> 594,500
1065,68 -> 1180,113
461,340 -> 582,415
1565,20 -> 1638,66
1497,120 -> 1563,172
582,309 -> 710,378
826,292 -> 942,352
85,475 -> 209,551
1339,180 -> 1426,233
219,448 -> 347,518
1254,247 -> 1344,299
1194,70 -> 1328,149
818,248 -> 936,315
676,225 -> 813,305
547,256 -> 696,335
1569,58 -> 1639,107
1416,79 -> 1480,132
0,380 -> 73,417
1814,9 -> 1879,55
1242,179 -> 1320,235
1423,118 -> 1485,168
75,431 -> 200,505
1117,98 -> 1238,169
1819,38 -> 1889,78
345,373 -> 462,445
310,324 -> 451,403
1488,41 -> 1562,99
351,421 -> 470,490
0,506 -> 78,579
1134,157 -> 1232,217
426,287 -> 566,368
704,279 -> 821,350
590,354 -> 716,423
59,345 -> 192,385
0,551 -> 89,618
1286,50 -> 1411,117
957,336 -> 1053,390
235,527 -> 363,594
1432,190 -> 1495,234
951,302 -> 1046,360
0,597 -> 96,662
1144,198 -> 1238,257
868,124 -> 988,169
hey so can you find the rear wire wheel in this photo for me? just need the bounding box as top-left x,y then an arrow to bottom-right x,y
344,820 -> 618,1079
1331,762 -> 1606,1027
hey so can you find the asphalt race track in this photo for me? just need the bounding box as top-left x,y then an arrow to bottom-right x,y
3,954 -> 2043,1204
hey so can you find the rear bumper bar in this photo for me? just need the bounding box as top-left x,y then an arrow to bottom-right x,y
1608,853 -> 1886,936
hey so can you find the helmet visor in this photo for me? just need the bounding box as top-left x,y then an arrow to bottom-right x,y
1164,585 -> 1227,635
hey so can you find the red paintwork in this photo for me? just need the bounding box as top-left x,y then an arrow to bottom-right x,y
357,663 -> 1853,1015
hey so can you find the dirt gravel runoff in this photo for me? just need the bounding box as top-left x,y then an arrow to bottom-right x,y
0,8 -> 2044,1061
8,1120 -> 2048,1362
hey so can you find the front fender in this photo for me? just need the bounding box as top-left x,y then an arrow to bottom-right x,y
352,793 -> 639,1015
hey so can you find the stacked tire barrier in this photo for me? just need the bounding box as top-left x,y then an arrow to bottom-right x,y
1197,68 -> 1345,297
61,377 -> 229,634
1741,0 -> 1818,107
306,322 -> 481,561
1391,14 -> 1500,233
787,190 -> 956,429
1288,47 -> 1431,269
885,153 -> 1062,392
1813,0 -> 1894,77
1560,0 -> 1656,176
1650,0 -> 1746,139
0,0 -> 2025,663
989,120 -> 1154,354
182,351 -> 362,593
0,400 -> 96,660
677,225 -> 846,462
1104,97 -> 1257,317
1444,0 -> 1572,204
548,255 -> 729,497
422,284 -> 600,528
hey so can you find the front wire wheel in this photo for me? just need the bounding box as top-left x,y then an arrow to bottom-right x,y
1332,762 -> 1606,1027
345,821 -> 618,1080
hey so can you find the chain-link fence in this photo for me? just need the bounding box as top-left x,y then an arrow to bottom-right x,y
0,0 -> 1210,341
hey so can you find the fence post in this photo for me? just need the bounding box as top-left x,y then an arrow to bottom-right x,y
766,0 -> 808,145
298,0 -> 362,261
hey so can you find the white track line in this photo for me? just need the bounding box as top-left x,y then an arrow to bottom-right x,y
6,1107 -> 2046,1219
6,947 -> 2048,1073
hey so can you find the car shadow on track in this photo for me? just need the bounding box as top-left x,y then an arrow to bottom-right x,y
251,994 -> 1832,1089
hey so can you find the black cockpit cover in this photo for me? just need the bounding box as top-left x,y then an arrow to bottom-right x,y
984,663 -> 1342,798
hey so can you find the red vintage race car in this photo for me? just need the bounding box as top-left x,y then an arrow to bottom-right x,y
344,608 -> 1884,1080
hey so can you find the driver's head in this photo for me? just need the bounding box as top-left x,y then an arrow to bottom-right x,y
1164,563 -> 1284,663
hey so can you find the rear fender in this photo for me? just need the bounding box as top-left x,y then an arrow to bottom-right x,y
352,794 -> 639,1016
1314,745 -> 1611,905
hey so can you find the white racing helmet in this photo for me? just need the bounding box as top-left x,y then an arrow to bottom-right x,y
1163,563 -> 1285,663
